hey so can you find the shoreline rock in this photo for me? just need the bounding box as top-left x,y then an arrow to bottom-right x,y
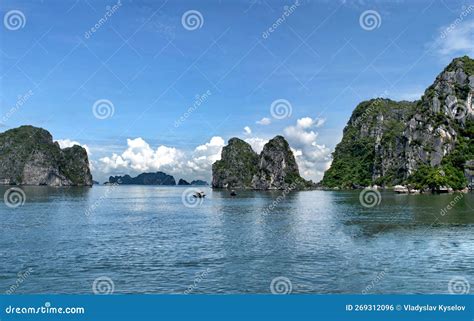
212,136 -> 313,190
0,126 -> 92,186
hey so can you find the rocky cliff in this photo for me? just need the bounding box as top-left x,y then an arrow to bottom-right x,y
108,172 -> 176,185
0,125 -> 93,186
212,136 -> 311,190
322,56 -> 474,190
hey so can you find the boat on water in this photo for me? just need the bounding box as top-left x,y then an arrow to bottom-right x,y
193,191 -> 206,198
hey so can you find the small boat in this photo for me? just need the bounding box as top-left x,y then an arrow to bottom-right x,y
193,191 -> 206,198
230,190 -> 237,197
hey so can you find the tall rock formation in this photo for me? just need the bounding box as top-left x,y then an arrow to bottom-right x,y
212,138 -> 259,189
251,136 -> 302,189
212,136 -> 311,190
0,125 -> 93,186
322,56 -> 474,190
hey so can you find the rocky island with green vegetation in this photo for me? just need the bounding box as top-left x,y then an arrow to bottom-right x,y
212,135 -> 313,190
0,125 -> 93,186
322,56 -> 474,192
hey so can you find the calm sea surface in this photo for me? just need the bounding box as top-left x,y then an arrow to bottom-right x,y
0,186 -> 473,294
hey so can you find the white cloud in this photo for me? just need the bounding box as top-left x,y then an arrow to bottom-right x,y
296,117 -> 326,129
187,136 -> 225,174
56,139 -> 90,155
99,137 -> 184,173
433,20 -> 474,57
244,137 -> 268,153
283,117 -> 332,182
243,126 -> 252,135
98,136 -> 225,181
256,117 -> 271,125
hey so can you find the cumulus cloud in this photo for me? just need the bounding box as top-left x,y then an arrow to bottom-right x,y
244,137 -> 268,153
186,136 -> 225,174
296,117 -> 325,129
256,117 -> 271,125
243,126 -> 252,135
98,136 -> 224,181
433,19 -> 474,57
283,117 -> 332,182
56,139 -> 90,155
99,137 -> 184,173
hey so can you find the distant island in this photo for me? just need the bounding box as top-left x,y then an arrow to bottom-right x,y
212,135 -> 313,190
178,179 -> 208,186
0,126 -> 92,186
106,173 -> 208,186
321,56 -> 474,192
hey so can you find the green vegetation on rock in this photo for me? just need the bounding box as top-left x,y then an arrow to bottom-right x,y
321,56 -> 474,191
0,125 -> 93,186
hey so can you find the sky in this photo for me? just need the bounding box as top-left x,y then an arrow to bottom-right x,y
1,0 -> 473,183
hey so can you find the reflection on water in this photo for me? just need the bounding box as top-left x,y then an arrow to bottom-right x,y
0,186 -> 472,294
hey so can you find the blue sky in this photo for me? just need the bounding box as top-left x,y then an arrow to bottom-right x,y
1,0 -> 473,183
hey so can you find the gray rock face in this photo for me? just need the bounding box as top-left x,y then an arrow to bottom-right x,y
251,136 -> 302,189
212,138 -> 259,189
322,56 -> 474,188
212,136 -> 309,190
0,126 -> 93,186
